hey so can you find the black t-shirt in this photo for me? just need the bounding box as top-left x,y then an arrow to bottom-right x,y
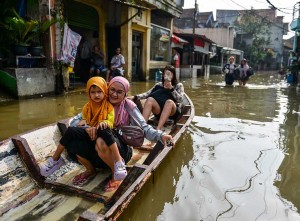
149,85 -> 175,109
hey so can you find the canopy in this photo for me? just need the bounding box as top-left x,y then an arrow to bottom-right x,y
171,34 -> 189,49
172,34 -> 189,44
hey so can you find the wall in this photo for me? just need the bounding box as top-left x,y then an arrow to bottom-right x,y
13,68 -> 56,97
131,8 -> 152,80
177,28 -> 234,48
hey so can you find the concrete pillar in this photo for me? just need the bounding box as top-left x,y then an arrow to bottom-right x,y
221,54 -> 224,70
192,67 -> 197,78
175,67 -> 180,81
204,65 -> 210,80
191,74 -> 198,88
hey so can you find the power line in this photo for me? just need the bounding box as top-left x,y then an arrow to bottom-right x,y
265,0 -> 289,14
223,0 -> 292,33
228,0 -> 292,15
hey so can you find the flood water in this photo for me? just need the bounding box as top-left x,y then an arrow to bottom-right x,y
1,71 -> 300,221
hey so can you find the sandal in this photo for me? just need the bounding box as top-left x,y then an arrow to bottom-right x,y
104,179 -> 122,192
72,172 -> 96,187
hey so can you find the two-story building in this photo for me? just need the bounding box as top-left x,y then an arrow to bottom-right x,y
53,0 -> 184,81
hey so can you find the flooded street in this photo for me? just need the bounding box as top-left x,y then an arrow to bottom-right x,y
1,71 -> 300,221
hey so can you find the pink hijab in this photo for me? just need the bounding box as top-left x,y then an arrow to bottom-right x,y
109,77 -> 136,127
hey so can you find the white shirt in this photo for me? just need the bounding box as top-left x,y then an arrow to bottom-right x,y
111,54 -> 125,69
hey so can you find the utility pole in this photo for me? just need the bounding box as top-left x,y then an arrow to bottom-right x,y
191,0 -> 197,68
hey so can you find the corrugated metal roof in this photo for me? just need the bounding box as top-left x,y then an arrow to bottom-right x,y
174,32 -> 215,44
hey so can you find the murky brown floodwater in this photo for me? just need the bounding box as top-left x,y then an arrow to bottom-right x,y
1,71 -> 300,221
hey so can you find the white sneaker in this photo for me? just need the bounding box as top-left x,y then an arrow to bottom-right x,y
40,157 -> 65,177
114,159 -> 127,180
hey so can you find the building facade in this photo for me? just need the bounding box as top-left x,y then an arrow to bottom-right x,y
48,0 -> 184,81
217,9 -> 289,69
174,9 -> 241,70
175,8 -> 289,70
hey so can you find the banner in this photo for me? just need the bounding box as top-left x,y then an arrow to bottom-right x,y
59,23 -> 81,67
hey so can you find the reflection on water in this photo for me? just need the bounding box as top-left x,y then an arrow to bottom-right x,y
1,72 -> 300,220
0,93 -> 87,140
158,117 -> 299,221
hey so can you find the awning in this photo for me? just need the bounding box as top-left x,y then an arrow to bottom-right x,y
172,34 -> 189,44
221,47 -> 243,56
113,0 -> 149,10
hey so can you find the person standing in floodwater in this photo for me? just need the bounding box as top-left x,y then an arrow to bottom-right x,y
237,58 -> 249,86
223,56 -> 237,86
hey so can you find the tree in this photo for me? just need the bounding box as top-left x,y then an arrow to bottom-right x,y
234,9 -> 272,69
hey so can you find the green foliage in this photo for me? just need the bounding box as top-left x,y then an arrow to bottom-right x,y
0,2 -> 16,53
234,9 -> 272,67
3,14 -> 38,45
0,9 -> 58,46
289,61 -> 300,72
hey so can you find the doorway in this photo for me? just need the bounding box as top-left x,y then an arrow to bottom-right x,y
106,26 -> 121,67
132,31 -> 143,81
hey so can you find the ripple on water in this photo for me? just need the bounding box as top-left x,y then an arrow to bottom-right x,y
158,117 -> 300,221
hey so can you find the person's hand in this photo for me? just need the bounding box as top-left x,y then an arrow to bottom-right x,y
85,127 -> 97,140
98,121 -> 108,130
128,96 -> 135,100
161,134 -> 174,147
77,120 -> 87,127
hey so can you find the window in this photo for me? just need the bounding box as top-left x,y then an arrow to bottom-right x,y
150,25 -> 170,61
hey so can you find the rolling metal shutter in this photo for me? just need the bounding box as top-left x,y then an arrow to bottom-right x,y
65,0 -> 98,30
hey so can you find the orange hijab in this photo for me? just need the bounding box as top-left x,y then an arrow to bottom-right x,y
82,77 -> 113,127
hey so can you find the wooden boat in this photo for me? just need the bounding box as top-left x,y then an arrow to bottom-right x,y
0,93 -> 194,220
